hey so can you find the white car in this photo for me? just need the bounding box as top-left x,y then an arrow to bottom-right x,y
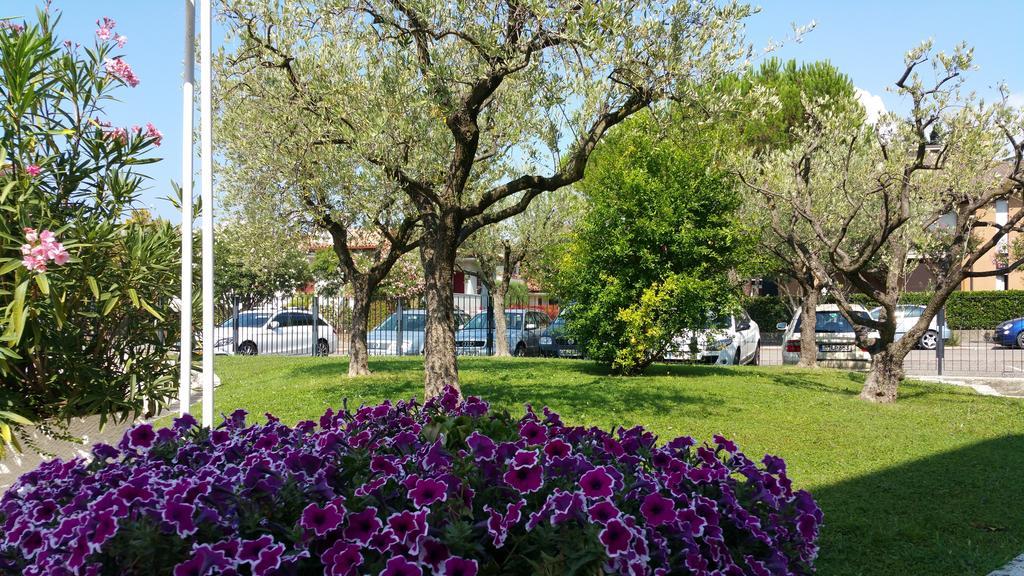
212,308 -> 338,356
868,305 -> 951,351
664,313 -> 761,365
778,304 -> 875,370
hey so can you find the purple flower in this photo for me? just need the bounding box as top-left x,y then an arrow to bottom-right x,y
640,493 -> 676,527
579,467 -> 615,499
343,507 -> 382,544
588,500 -> 621,524
511,449 -> 539,469
465,431 -> 496,460
442,556 -> 478,576
163,501 -> 197,537
379,555 -> 422,576
543,439 -> 571,458
387,509 -> 428,553
503,464 -> 543,493
322,541 -> 363,576
300,502 -> 345,536
599,518 -> 633,557
713,434 -> 738,453
408,478 -> 448,508
86,510 -> 118,553
419,537 -> 450,569
519,421 -> 547,444
126,424 -> 156,449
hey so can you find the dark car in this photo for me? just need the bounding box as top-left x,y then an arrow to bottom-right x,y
992,317 -> 1024,348
538,313 -> 580,358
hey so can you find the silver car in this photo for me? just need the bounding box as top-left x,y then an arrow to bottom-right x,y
778,304 -> 875,370
367,309 -> 470,355
868,305 -> 951,351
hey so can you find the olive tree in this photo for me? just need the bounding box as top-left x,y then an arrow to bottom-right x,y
215,60 -> 422,377
218,0 -> 753,396
736,42 -> 1024,402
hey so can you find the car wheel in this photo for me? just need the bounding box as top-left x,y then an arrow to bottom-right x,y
733,347 -> 741,365
919,330 -> 938,351
750,342 -> 761,366
316,339 -> 330,356
238,341 -> 257,356
1017,331 -> 1024,350
514,343 -> 527,357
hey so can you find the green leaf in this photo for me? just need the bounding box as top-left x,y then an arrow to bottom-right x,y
86,276 -> 99,299
101,295 -> 119,316
34,273 -> 49,295
127,287 -> 140,307
0,411 -> 33,426
139,298 -> 165,322
0,259 -> 22,275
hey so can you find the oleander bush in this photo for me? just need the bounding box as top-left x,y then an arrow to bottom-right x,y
1,9 -> 179,454
0,389 -> 822,575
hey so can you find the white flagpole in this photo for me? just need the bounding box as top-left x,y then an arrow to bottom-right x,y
200,0 -> 215,427
179,0 -> 195,417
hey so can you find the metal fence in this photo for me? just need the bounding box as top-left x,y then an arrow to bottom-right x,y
215,291 -> 1024,378
213,291 -> 559,358
758,308 -> 1024,377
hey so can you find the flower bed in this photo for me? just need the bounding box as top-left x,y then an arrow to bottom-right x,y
0,388 -> 821,575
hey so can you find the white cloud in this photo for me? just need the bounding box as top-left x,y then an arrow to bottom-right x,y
855,87 -> 887,124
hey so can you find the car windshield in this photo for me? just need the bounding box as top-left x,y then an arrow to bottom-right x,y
463,312 -> 521,330
705,314 -> 732,329
794,310 -> 870,333
374,313 -> 427,332
220,313 -> 271,328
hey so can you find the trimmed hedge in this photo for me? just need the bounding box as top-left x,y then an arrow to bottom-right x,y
752,291 -> 1024,331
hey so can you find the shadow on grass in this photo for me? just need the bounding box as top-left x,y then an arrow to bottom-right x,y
812,434 -> 1024,576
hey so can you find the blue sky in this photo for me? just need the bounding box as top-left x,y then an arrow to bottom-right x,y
5,1 -> 1022,222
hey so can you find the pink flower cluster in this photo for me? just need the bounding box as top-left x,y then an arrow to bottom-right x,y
25,164 -> 41,177
95,17 -> 126,47
20,228 -> 69,273
103,57 -> 139,88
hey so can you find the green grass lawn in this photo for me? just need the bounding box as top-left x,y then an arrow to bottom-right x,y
200,355 -> 1024,576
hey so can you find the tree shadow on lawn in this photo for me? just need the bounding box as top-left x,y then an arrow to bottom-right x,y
811,434 -> 1024,576
285,358 -> 727,424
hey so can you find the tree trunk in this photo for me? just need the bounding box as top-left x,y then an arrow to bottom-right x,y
421,220 -> 460,398
860,346 -> 904,403
347,278 -> 372,377
797,285 -> 818,368
492,283 -> 509,356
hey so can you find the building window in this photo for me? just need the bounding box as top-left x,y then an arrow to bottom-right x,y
997,274 -> 1009,291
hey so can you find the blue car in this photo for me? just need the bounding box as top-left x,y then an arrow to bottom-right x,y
992,317 -> 1024,348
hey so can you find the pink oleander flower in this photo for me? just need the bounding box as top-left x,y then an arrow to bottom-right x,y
25,164 -> 41,177
115,34 -> 128,48
103,57 -> 139,88
96,17 -> 116,40
107,127 -> 129,145
20,228 -> 69,273
146,123 -> 163,146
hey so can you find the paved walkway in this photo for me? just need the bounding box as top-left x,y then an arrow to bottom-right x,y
1,373 -> 215,494
990,554 -> 1024,576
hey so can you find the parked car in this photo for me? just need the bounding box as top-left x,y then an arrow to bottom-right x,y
992,317 -> 1024,348
213,308 -> 338,356
455,309 -> 551,356
868,305 -> 951,350
778,304 -> 875,370
538,312 -> 581,358
663,312 -> 760,365
367,308 -> 470,355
